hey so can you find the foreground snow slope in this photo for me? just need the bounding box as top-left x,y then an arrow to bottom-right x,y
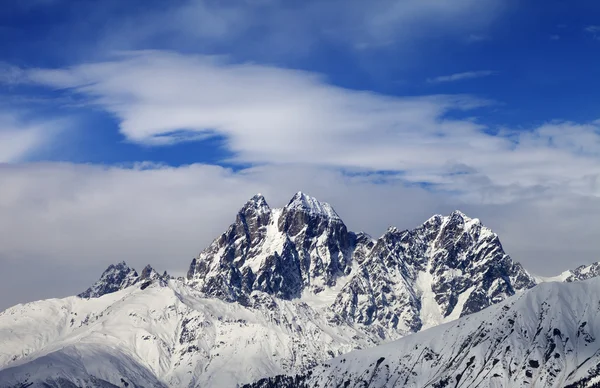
0,280 -> 374,387
247,277 -> 600,388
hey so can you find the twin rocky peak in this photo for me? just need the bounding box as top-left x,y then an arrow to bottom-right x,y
80,191 -> 537,337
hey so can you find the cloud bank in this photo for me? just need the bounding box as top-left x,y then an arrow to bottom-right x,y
1,162 -> 600,311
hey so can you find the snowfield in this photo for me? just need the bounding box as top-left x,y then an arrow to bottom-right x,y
0,280 -> 375,387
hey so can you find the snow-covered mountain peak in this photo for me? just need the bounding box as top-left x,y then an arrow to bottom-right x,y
427,210 -> 494,248
439,209 -> 481,230
448,209 -> 472,220
78,261 -> 139,299
139,264 -> 163,282
241,193 -> 271,214
284,191 -> 340,221
424,210 -> 481,230
536,261 -> 600,283
186,192 -> 354,303
384,225 -> 400,234
330,209 -> 536,339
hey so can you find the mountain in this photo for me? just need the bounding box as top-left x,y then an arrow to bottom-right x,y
78,261 -> 140,298
329,211 -> 536,339
0,192 -> 588,387
246,277 -> 600,388
186,192 -> 355,304
185,193 -> 536,339
537,262 -> 600,283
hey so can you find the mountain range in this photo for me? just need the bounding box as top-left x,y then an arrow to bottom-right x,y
0,192 -> 598,387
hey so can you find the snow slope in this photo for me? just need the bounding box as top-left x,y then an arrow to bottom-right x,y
247,277 -> 600,388
0,280 -> 375,387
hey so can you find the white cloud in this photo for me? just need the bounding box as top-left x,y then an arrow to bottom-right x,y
1,162 -> 599,311
427,70 -> 497,83
0,112 -> 63,163
14,51 -> 600,203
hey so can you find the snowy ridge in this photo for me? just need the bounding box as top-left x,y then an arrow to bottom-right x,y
0,280 -> 377,387
285,192 -> 340,220
0,192 -> 598,387
536,261 -> 600,284
247,277 -> 600,388
79,262 -> 167,299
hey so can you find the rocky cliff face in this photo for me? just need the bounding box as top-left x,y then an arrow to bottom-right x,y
564,262 -> 600,282
79,262 -> 166,298
186,192 -> 355,304
78,261 -> 139,298
329,210 -> 537,339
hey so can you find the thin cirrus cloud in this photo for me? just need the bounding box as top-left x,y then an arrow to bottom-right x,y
96,0 -> 506,55
12,50 -> 600,203
585,25 -> 600,39
427,70 -> 497,84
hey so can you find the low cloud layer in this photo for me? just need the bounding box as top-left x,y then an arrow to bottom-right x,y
1,162 -> 599,310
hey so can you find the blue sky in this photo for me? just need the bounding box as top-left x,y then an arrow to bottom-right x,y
2,0 -> 600,168
1,0 -> 600,309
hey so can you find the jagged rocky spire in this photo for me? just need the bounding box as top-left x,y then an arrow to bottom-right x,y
78,261 -> 139,298
79,262 -> 168,298
186,192 -> 354,303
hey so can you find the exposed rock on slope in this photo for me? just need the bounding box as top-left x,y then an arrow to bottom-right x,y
186,192 -> 356,303
246,277 -> 600,388
330,210 -> 536,338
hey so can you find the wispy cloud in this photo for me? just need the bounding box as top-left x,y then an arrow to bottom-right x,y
585,25 -> 600,40
427,70 -> 497,84
7,51 -> 600,205
0,112 -> 65,163
92,0 -> 507,56
466,34 -> 490,43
